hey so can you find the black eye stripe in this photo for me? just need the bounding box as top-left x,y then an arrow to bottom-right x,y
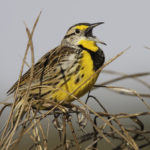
64,33 -> 76,39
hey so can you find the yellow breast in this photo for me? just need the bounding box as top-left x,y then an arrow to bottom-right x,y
50,50 -> 99,103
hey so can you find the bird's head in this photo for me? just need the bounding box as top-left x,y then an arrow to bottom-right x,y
61,22 -> 106,52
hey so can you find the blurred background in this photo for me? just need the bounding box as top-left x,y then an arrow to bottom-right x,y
0,0 -> 150,149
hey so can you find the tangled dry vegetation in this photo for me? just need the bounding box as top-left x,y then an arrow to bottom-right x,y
0,12 -> 150,150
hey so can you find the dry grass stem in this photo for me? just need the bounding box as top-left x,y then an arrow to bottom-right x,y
0,13 -> 150,150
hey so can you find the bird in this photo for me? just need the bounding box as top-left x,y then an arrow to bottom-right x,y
7,22 -> 106,119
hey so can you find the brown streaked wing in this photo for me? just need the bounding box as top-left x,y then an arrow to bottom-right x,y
7,46 -> 79,95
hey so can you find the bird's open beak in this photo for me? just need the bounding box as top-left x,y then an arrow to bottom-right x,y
85,22 -> 107,46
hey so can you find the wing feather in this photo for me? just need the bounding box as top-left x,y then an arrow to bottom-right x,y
7,46 -> 78,95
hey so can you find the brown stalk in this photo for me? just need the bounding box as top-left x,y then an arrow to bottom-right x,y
1,12 -> 150,150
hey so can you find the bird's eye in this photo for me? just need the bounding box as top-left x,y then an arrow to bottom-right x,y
75,29 -> 80,34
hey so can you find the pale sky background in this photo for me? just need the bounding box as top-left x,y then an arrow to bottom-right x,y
0,0 -> 150,149
0,0 -> 150,110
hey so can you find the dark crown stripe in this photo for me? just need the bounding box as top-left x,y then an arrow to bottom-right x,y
68,23 -> 91,31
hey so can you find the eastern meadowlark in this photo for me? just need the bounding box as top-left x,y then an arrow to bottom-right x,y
7,22 -> 105,117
